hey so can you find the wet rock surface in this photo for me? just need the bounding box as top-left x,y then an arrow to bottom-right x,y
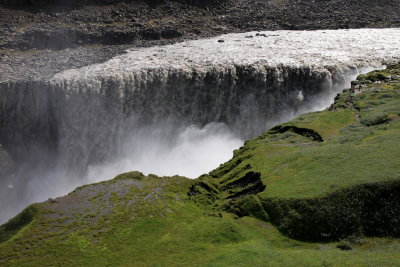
1,0 -> 400,81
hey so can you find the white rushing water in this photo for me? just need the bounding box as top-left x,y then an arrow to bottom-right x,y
53,28 -> 400,86
1,28 -> 400,224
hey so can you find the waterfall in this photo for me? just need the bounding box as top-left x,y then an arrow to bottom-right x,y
1,28 -> 400,223
0,66 -> 371,174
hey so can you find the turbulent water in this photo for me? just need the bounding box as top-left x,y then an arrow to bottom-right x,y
1,28 -> 400,223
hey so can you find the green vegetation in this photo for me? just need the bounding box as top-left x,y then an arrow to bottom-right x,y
357,65 -> 400,83
0,205 -> 38,243
1,67 -> 400,266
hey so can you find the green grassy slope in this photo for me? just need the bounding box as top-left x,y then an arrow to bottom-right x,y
1,66 -> 400,266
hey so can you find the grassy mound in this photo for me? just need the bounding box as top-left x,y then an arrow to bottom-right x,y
1,66 -> 400,266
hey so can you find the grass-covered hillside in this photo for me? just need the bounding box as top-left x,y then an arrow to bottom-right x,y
1,66 -> 400,266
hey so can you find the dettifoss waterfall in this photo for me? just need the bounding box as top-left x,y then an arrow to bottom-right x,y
1,28 -> 400,223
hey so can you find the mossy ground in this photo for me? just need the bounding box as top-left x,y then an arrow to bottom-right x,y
1,67 -> 400,266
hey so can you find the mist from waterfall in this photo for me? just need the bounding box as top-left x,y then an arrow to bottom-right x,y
87,122 -> 243,181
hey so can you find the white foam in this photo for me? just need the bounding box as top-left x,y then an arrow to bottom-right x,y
53,28 -> 400,89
